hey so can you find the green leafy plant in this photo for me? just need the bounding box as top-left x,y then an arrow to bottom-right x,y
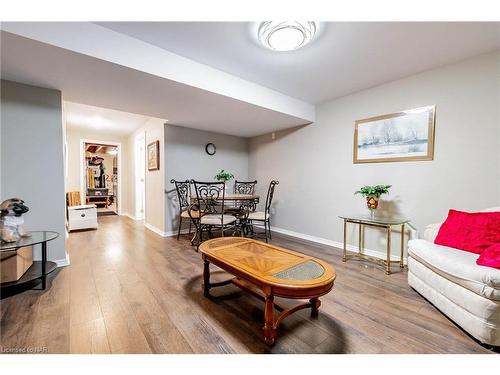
354,184 -> 391,198
214,169 -> 234,182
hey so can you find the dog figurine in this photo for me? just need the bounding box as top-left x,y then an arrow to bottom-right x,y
0,198 -> 30,242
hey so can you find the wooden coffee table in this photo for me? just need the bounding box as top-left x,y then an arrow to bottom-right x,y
199,237 -> 336,345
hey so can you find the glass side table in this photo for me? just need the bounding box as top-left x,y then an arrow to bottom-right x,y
339,215 -> 410,275
1,231 -> 59,299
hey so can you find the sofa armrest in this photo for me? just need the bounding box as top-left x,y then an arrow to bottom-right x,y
423,223 -> 441,243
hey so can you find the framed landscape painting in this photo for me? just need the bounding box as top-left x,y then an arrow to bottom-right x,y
147,140 -> 160,171
353,105 -> 436,163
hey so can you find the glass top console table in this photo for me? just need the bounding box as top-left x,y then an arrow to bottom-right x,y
339,215 -> 410,275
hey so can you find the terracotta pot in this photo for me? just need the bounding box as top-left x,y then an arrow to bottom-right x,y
366,196 -> 379,210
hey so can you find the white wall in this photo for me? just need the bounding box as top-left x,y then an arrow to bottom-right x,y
249,51 -> 500,258
1,80 -> 67,263
65,127 -> 129,213
2,22 -> 315,124
164,125 -> 249,234
127,118 -> 166,234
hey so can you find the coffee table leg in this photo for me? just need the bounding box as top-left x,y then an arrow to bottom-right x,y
203,256 -> 211,297
263,294 -> 276,345
310,297 -> 321,318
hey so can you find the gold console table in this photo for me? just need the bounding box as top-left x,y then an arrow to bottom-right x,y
339,214 -> 410,275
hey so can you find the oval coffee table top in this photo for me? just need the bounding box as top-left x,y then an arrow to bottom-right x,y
199,237 -> 336,290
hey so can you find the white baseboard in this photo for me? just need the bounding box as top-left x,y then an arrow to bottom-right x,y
269,225 -> 407,263
164,228 -> 191,237
144,223 -> 191,237
54,252 -> 70,267
144,223 -> 167,237
122,212 -> 141,221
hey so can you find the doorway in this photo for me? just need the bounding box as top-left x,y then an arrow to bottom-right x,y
135,132 -> 146,220
80,140 -> 122,216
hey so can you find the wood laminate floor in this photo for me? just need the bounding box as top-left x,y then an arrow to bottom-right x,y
0,216 -> 494,354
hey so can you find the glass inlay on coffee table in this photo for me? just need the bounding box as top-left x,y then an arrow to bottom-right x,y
339,214 -> 410,275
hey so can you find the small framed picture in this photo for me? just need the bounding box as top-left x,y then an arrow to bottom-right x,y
147,140 -> 160,171
354,105 -> 436,164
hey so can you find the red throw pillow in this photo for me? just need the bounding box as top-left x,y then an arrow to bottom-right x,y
476,243 -> 500,269
476,244 -> 500,269
434,209 -> 500,254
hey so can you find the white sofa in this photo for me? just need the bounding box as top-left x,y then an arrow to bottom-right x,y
407,207 -> 500,347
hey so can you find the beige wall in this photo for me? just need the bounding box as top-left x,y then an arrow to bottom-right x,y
249,51 -> 500,258
127,118 -> 166,233
65,128 -> 129,213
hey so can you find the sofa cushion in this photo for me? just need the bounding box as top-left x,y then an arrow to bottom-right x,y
423,223 -> 441,242
434,209 -> 500,254
408,239 -> 500,300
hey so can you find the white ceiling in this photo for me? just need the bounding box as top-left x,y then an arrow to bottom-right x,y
98,22 -> 500,104
1,30 -> 308,137
64,101 -> 151,136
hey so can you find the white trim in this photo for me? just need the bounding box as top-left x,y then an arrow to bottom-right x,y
134,131 -> 146,220
122,212 -> 141,221
144,222 -> 167,237
164,229 -> 191,237
54,252 -> 70,267
269,225 -> 409,264
79,138 -> 123,215
144,222 -> 191,238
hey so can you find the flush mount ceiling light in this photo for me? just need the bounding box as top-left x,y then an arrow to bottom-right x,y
258,21 -> 317,51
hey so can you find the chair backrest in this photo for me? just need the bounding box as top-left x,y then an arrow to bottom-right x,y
67,191 -> 81,207
170,179 -> 191,212
264,180 -> 279,215
191,180 -> 226,217
233,180 -> 257,195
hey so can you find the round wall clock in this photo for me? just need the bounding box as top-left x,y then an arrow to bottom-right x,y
205,143 -> 216,155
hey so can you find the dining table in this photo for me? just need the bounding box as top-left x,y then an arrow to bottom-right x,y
190,193 -> 259,203
190,193 -> 260,237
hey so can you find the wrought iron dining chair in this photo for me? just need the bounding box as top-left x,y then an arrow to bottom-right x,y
234,179 -> 258,211
248,180 -> 279,243
234,180 -> 257,195
190,180 -> 237,249
170,179 -> 200,240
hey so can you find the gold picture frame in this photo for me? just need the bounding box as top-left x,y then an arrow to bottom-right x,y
147,140 -> 160,171
353,105 -> 436,164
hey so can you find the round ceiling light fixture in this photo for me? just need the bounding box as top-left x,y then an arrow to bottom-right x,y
258,21 -> 317,51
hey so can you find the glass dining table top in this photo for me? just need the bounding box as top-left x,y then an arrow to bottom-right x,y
339,214 -> 410,226
0,231 -> 59,252
190,193 -> 259,201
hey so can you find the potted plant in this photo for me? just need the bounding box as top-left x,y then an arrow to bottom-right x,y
354,185 -> 391,211
214,170 -> 234,191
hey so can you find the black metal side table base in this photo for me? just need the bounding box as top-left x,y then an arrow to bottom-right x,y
0,261 -> 57,299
